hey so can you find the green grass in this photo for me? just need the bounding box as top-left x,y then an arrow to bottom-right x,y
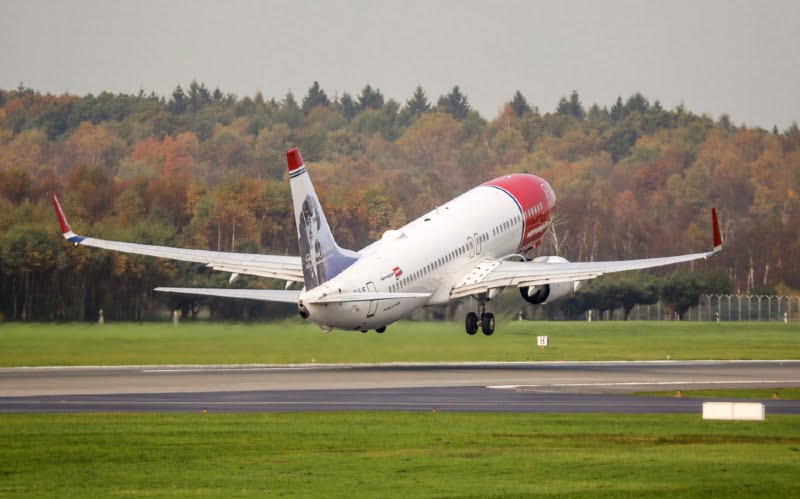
0,320 -> 799,366
0,412 -> 798,497
632,388 -> 800,400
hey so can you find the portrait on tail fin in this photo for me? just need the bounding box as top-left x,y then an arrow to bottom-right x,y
298,195 -> 326,288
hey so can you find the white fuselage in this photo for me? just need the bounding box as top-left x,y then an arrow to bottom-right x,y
300,175 -> 555,331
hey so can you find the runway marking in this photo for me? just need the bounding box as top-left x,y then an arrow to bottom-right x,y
0,400 -> 704,407
3,359 -> 798,372
141,367 -> 331,373
487,380 -> 800,389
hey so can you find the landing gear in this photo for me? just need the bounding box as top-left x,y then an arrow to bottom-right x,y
481,313 -> 495,336
465,312 -> 479,335
464,302 -> 495,336
376,326 -> 386,333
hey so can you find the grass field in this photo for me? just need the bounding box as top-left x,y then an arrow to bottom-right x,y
1,320 -> 799,366
1,412 -> 798,497
632,388 -> 800,400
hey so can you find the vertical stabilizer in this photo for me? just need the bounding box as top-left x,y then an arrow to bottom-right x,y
287,148 -> 359,289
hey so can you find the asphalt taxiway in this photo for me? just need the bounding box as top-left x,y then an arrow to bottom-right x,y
1,361 -> 799,413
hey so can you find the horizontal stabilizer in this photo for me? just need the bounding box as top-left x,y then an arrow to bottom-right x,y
154,287 -> 301,303
308,292 -> 431,304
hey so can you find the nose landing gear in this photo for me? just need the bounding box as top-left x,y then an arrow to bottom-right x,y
465,301 -> 494,336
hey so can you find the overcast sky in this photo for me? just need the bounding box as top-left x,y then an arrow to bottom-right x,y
1,0 -> 797,129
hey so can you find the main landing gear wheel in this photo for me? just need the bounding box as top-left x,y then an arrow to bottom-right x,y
465,312 -> 479,335
481,313 -> 495,336
375,326 -> 386,333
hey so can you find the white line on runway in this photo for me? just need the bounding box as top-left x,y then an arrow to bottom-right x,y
487,380 -> 800,389
141,367 -> 330,373
3,359 -> 798,373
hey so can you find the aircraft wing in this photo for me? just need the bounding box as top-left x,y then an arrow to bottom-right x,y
52,194 -> 304,282
450,209 -> 723,299
155,287 -> 302,303
153,288 -> 431,304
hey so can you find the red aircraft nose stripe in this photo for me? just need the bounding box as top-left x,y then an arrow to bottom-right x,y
483,174 -> 548,214
484,174 -> 553,251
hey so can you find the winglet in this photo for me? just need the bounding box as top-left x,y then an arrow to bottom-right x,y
711,208 -> 722,254
51,193 -> 84,243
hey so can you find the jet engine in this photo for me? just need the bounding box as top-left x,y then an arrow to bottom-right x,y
519,256 -> 582,305
298,300 -> 310,319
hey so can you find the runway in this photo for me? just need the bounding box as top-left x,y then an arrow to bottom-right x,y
1,361 -> 799,414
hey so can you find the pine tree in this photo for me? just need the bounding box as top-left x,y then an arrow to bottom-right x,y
437,85 -> 470,120
339,93 -> 358,120
567,90 -> 585,119
188,80 -> 212,112
609,96 -> 624,122
302,81 -> 330,114
624,92 -> 649,115
276,91 -> 302,127
510,90 -> 532,117
168,85 -> 187,114
404,86 -> 430,117
357,84 -> 384,111
718,113 -> 733,131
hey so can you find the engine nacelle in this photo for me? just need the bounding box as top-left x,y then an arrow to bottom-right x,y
519,256 -> 582,305
298,301 -> 310,319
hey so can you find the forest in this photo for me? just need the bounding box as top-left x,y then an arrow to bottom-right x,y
0,81 -> 798,322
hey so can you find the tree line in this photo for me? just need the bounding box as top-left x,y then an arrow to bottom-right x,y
0,81 -> 798,321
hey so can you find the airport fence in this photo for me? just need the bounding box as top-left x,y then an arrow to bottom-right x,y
590,295 -> 800,322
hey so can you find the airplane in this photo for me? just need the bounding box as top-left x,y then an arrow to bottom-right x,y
52,147 -> 722,335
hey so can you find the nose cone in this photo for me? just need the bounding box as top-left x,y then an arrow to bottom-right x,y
543,180 -> 556,210
483,173 -> 555,214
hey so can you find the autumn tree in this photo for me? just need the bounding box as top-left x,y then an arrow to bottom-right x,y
1,82 -> 798,320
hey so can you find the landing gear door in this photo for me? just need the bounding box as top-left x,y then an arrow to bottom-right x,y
366,281 -> 378,318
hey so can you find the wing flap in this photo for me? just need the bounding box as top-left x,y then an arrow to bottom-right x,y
308,292 -> 432,304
